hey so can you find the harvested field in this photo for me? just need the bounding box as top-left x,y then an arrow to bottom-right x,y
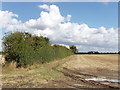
2,54 -> 120,88
62,54 -> 118,79
61,54 -> 119,88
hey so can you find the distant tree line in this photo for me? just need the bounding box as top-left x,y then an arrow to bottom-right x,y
76,51 -> 119,54
3,32 -> 76,67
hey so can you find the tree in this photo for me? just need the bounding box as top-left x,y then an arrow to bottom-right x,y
2,32 -> 51,67
69,45 -> 78,54
3,32 -> 73,67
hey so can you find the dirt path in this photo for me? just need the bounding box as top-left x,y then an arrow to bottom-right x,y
2,54 -> 119,88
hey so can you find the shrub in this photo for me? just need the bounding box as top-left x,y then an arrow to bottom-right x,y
69,45 -> 78,54
3,32 -> 73,67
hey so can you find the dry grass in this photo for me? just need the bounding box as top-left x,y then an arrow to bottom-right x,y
0,55 -> 5,64
62,54 -> 118,80
2,55 -> 73,88
2,54 -> 119,88
62,54 -> 118,71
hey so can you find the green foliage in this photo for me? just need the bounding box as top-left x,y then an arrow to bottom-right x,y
69,45 -> 78,54
3,32 -> 73,67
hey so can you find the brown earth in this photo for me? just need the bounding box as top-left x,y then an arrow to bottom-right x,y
2,54 -> 120,88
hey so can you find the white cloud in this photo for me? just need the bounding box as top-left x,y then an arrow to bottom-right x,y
77,45 -> 118,52
66,15 -> 72,22
0,4 -> 118,52
25,4 -> 65,30
0,11 -> 21,28
38,4 -> 50,11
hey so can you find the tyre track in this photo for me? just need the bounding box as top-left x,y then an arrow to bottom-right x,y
52,55 -> 119,89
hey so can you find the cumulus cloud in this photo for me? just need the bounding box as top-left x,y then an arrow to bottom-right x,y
66,15 -> 72,22
0,4 -> 118,52
25,4 -> 65,30
38,4 -> 50,11
0,11 -> 21,28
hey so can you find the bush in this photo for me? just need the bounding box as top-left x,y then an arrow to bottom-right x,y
3,32 -> 73,67
69,45 -> 78,54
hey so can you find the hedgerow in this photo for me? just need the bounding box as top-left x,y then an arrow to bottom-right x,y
3,32 -> 73,67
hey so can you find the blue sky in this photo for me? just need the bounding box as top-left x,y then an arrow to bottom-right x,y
0,2 -> 118,52
2,2 -> 118,29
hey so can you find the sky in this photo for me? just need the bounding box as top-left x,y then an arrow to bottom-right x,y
0,2 -> 118,52
2,2 -> 118,28
1,0 -> 119,2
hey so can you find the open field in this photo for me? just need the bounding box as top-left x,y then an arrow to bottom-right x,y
63,54 -> 118,79
2,54 -> 119,88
